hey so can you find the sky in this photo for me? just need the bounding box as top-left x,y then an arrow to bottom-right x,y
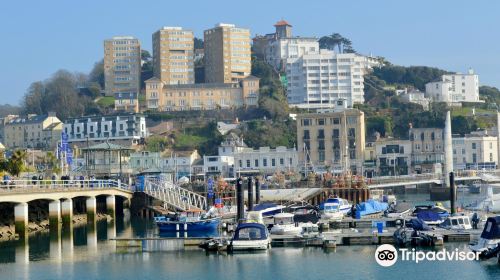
0,0 -> 498,105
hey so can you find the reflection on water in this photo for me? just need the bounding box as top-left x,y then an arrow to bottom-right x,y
0,194 -> 499,280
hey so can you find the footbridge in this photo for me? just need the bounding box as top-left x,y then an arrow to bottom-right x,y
0,179 -> 133,240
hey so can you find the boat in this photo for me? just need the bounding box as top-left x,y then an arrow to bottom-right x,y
412,204 -> 449,225
355,199 -> 388,219
320,202 -> 344,222
319,198 -> 351,215
199,238 -> 230,252
229,223 -> 271,251
470,186 -> 500,213
385,202 -> 412,218
439,215 -> 472,230
290,205 -> 320,224
470,216 -> 500,253
269,213 -> 304,236
154,214 -> 220,232
469,183 -> 481,194
252,203 -> 286,217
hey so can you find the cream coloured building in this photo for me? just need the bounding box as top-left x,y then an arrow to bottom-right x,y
296,103 -> 365,174
104,36 -> 141,112
145,76 -> 259,111
152,27 -> 194,85
3,113 -> 63,150
452,131 -> 498,170
204,23 -> 251,83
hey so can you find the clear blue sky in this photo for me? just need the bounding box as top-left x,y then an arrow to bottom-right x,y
1,0 -> 498,105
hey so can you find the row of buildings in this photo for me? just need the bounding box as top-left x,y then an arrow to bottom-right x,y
105,23 -> 258,113
1,108 -> 498,178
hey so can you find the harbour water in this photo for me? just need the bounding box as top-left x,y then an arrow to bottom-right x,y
1,193 -> 499,280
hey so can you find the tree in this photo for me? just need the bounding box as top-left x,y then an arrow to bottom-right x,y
88,60 -> 104,88
22,70 -> 97,120
6,150 -> 27,177
319,33 -> 355,53
194,37 -> 204,49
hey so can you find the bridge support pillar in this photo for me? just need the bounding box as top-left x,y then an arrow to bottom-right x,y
86,197 -> 97,226
106,195 -> 116,219
14,203 -> 28,240
49,200 -> 61,233
61,199 -> 73,229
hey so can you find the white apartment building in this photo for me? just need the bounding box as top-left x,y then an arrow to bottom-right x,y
425,69 -> 480,104
63,114 -> 147,147
452,131 -> 498,170
286,50 -> 377,108
233,146 -> 298,176
265,37 -> 319,71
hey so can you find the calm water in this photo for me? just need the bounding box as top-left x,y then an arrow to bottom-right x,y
0,193 -> 499,280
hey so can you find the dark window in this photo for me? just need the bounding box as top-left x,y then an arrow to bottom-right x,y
272,158 -> 276,166
348,128 -> 355,137
332,129 -> 340,138
319,151 -> 325,162
255,159 -> 259,167
303,130 -> 310,140
263,159 -> 267,167
317,118 -> 325,125
333,139 -> 340,149
280,158 -> 284,165
246,160 -> 251,167
318,129 -> 325,139
318,140 -> 325,150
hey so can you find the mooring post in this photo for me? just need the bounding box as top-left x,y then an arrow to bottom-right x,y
248,177 -> 253,211
236,178 -> 244,222
255,178 -> 260,205
450,172 -> 456,215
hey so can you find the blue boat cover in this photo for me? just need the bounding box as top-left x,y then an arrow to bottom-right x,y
355,199 -> 388,218
253,203 -> 278,211
233,223 -> 267,241
480,216 -> 500,239
409,218 -> 431,231
416,210 -> 441,222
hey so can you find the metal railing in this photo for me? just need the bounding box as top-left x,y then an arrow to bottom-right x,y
0,179 -> 131,193
143,177 -> 206,212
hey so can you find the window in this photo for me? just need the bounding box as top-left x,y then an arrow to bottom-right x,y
317,129 -> 325,139
332,118 -> 340,125
348,128 -> 355,137
317,118 -> 325,125
302,119 -> 311,126
303,130 -> 310,140
239,160 -> 242,167
246,160 -> 250,167
280,158 -> 284,165
472,143 -> 476,150
263,158 -> 267,167
332,129 -> 339,138
272,158 -> 276,166
318,151 -> 325,162
318,140 -> 325,150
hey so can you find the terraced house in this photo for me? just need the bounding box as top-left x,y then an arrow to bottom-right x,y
145,76 -> 259,111
3,113 -> 62,150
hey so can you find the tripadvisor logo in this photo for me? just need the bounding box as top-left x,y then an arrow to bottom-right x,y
375,244 -> 398,267
375,244 -> 480,267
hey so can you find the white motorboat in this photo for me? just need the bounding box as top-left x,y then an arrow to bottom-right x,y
229,222 -> 271,251
470,216 -> 500,253
269,213 -> 303,236
439,215 -> 472,230
320,198 -> 351,221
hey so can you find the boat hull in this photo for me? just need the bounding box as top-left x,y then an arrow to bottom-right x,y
230,239 -> 271,250
156,218 -> 220,232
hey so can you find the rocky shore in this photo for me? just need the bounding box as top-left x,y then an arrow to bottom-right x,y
0,213 -> 112,242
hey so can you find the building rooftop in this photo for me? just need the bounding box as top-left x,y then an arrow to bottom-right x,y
81,142 -> 133,151
274,20 -> 292,27
6,114 -> 53,125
